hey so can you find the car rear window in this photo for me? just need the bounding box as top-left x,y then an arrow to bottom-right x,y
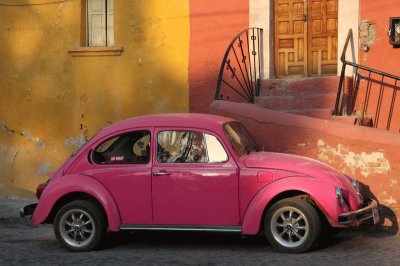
92,130 -> 150,164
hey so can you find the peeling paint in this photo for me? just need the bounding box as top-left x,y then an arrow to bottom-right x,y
317,139 -> 390,177
37,163 -> 52,176
298,139 -> 310,148
20,131 -> 45,148
390,179 -> 398,188
0,122 -> 15,136
377,191 -> 397,205
65,134 -> 87,149
383,197 -> 397,205
359,20 -> 376,47
80,94 -> 88,105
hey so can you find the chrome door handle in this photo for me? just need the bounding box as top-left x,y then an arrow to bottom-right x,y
153,171 -> 171,176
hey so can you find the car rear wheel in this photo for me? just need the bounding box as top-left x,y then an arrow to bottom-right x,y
265,197 -> 321,253
54,200 -> 106,252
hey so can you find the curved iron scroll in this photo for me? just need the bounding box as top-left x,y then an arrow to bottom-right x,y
215,28 -> 263,103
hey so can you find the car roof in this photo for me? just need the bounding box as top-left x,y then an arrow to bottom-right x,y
98,113 -> 236,137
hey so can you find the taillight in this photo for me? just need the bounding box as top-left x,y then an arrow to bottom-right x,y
36,180 -> 49,199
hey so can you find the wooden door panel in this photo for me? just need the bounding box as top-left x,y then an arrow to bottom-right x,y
274,0 -> 338,78
308,0 -> 338,76
275,0 -> 307,78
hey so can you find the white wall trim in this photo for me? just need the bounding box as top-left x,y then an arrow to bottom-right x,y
250,0 -> 272,78
338,0 -> 360,76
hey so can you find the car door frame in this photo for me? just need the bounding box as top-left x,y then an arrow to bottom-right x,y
151,126 -> 241,226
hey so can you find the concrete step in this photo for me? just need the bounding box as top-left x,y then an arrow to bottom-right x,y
278,108 -> 333,119
255,93 -> 338,111
259,76 -> 347,97
262,108 -> 365,126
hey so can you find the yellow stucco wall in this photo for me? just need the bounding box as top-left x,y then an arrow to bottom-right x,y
0,0 -> 190,197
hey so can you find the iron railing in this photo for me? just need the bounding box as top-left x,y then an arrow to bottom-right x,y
333,29 -> 400,131
215,28 -> 263,103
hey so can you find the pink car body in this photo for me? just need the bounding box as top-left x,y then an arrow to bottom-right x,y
24,113 -> 379,253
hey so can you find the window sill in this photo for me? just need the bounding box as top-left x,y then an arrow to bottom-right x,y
68,46 -> 123,57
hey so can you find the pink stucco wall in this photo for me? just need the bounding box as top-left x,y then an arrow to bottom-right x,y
189,0 -> 249,113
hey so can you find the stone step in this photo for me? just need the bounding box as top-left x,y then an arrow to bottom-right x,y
262,108 -> 366,126
255,93 -> 338,111
259,76 -> 346,97
279,108 -> 333,119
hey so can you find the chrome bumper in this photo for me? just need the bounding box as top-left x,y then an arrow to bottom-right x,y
338,198 -> 379,225
19,203 -> 37,218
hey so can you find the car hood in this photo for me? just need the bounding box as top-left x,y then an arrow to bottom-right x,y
242,152 -> 353,189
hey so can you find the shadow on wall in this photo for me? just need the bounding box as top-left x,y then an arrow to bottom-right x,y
361,182 -> 398,234
0,0 -> 190,197
0,2 -> 79,197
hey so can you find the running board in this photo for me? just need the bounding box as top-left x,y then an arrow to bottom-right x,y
120,225 -> 242,233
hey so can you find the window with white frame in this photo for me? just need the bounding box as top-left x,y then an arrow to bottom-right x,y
87,0 -> 114,47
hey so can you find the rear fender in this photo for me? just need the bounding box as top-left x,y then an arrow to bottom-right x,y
32,174 -> 121,232
241,177 -> 339,235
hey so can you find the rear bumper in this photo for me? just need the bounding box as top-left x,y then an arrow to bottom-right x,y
19,203 -> 37,218
338,198 -> 379,225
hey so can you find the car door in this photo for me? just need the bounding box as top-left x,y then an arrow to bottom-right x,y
152,128 -> 240,226
87,129 -> 153,225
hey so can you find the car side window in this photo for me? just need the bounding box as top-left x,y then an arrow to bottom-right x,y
93,130 -> 150,164
157,131 -> 228,163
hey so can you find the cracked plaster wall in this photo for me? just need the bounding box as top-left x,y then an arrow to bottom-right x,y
0,0 -> 190,197
210,100 -> 400,219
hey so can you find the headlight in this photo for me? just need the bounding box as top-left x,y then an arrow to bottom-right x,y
351,178 -> 363,202
351,179 -> 359,191
336,187 -> 346,209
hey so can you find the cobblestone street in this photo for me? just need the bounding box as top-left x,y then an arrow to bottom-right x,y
1,216 -> 400,266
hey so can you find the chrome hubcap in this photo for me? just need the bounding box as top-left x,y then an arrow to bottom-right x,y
59,209 -> 95,248
270,207 -> 309,248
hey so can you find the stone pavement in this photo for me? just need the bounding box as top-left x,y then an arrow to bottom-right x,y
1,197 -> 400,265
0,197 -> 34,219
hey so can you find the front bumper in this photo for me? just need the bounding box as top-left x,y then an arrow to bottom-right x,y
338,198 -> 379,225
19,203 -> 37,218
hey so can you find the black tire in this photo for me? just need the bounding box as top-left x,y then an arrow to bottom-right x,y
54,200 -> 106,252
265,198 -> 321,253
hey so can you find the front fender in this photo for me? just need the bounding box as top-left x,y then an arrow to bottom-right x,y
32,174 -> 121,232
241,177 -> 340,235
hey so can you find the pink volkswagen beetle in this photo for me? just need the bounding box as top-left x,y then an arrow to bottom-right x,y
22,114 -> 379,253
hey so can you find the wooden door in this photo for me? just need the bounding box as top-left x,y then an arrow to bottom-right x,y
274,0 -> 338,78
275,0 -> 308,78
308,0 -> 338,76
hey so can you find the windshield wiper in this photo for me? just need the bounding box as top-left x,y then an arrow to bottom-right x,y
254,144 -> 263,152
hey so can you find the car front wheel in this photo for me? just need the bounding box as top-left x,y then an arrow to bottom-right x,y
265,197 -> 321,253
54,200 -> 106,252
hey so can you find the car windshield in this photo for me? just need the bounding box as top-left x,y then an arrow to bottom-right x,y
223,122 -> 260,156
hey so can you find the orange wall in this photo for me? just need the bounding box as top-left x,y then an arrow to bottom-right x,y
350,1 -> 400,131
360,0 -> 400,74
189,0 -> 249,113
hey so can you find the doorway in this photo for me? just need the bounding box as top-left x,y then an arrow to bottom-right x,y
274,0 -> 338,78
